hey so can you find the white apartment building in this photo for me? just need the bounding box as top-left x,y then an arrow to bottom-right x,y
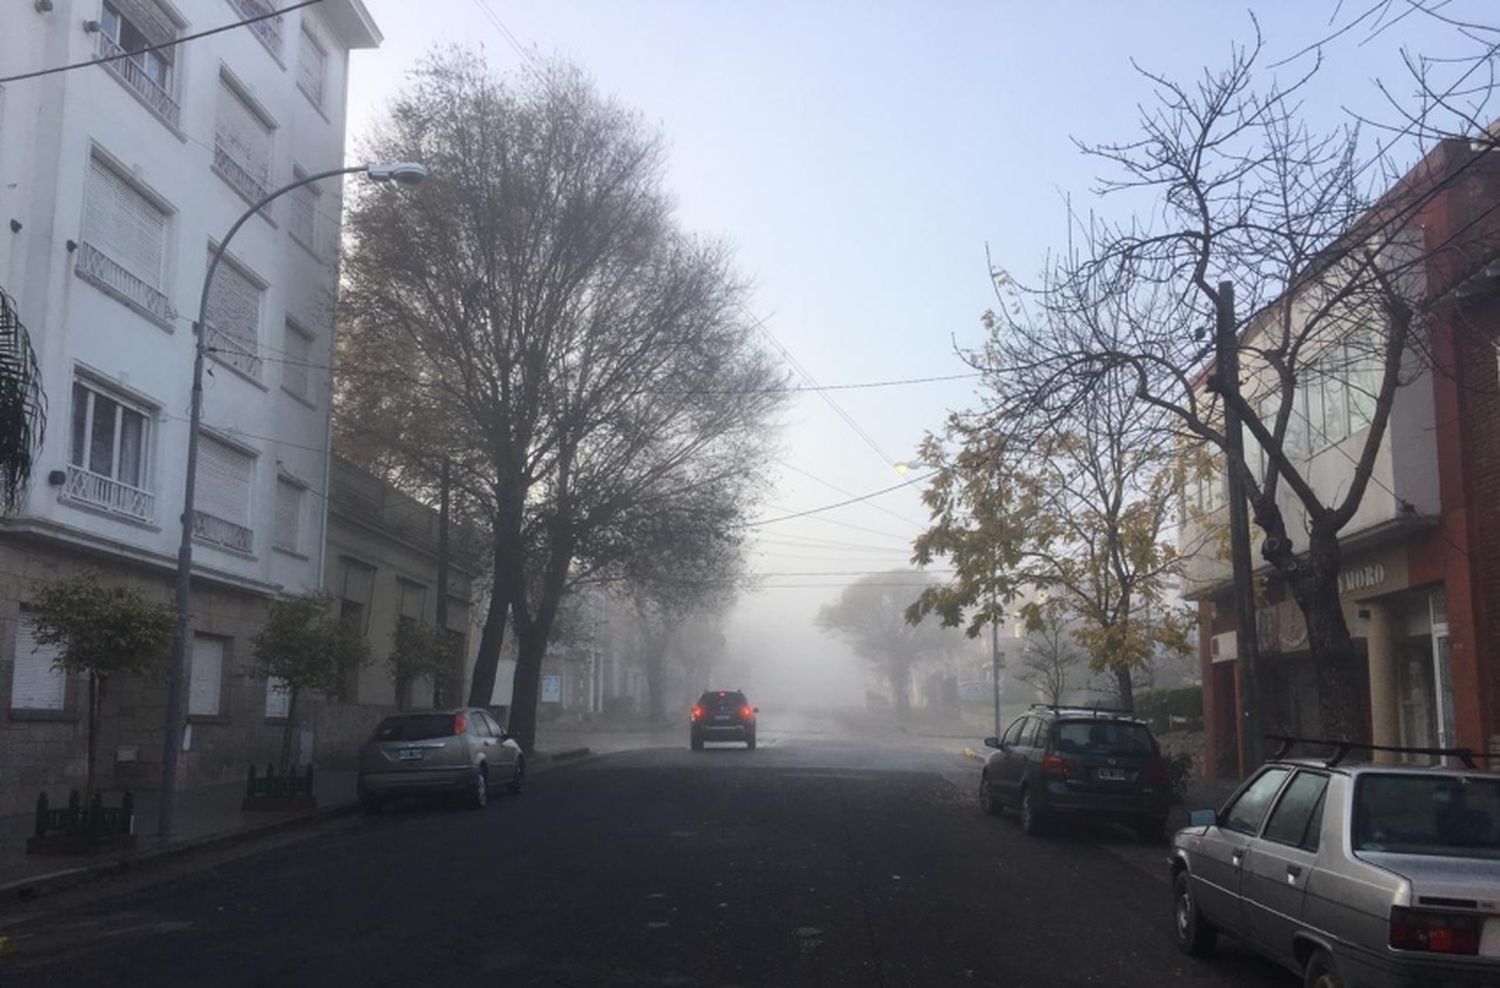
0,0 -> 380,813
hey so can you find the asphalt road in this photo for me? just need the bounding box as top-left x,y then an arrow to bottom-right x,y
0,732 -> 1293,987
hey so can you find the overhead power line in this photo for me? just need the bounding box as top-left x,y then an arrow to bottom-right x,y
745,472 -> 938,528
0,0 -> 325,86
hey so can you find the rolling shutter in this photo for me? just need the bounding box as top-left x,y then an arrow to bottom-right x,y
188,635 -> 223,716
205,255 -> 261,353
195,435 -> 253,527
265,676 -> 291,718
84,157 -> 166,287
215,80 -> 271,183
10,617 -> 66,711
274,479 -> 302,551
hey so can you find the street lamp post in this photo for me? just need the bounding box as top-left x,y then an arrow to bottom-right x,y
156,162 -> 428,839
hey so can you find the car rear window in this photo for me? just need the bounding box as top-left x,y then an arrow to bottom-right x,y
1354,774 -> 1500,859
374,715 -> 454,742
1053,720 -> 1157,756
700,692 -> 746,708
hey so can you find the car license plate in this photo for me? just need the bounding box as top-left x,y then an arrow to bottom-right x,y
1097,767 -> 1127,781
399,748 -> 424,762
713,715 -> 732,722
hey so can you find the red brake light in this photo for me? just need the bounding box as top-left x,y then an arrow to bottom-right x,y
1389,908 -> 1481,955
453,712 -> 467,735
691,706 -> 702,720
1041,754 -> 1079,777
741,706 -> 752,718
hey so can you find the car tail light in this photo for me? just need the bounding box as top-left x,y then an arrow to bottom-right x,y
691,706 -> 702,720
1389,907 -> 1481,955
741,706 -> 752,718
452,712 -> 468,736
1041,754 -> 1079,777
1144,759 -> 1169,786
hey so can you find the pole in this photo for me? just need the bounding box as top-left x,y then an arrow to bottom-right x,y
157,164 -> 373,838
1216,280 -> 1263,775
434,457 -> 451,707
990,588 -> 1001,739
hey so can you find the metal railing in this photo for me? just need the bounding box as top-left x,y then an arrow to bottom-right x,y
205,322 -> 263,380
192,509 -> 254,553
62,464 -> 155,522
75,241 -> 176,324
213,140 -> 272,206
228,0 -> 283,58
96,31 -> 180,126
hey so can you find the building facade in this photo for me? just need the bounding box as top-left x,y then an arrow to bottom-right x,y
1183,141 -> 1500,777
0,0 -> 380,815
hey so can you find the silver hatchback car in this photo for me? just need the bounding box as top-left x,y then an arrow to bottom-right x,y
357,708 -> 523,811
1171,741 -> 1500,988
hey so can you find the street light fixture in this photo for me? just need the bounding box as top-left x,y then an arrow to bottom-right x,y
156,162 -> 428,839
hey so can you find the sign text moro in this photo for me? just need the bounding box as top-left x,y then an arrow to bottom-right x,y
1339,563 -> 1387,597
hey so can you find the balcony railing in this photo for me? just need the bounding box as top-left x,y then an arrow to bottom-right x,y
228,0 -> 283,58
213,140 -> 271,207
193,509 -> 254,553
61,464 -> 155,523
75,241 -> 176,325
96,31 -> 179,127
206,322 -> 263,381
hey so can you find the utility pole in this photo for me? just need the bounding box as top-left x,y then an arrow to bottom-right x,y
1215,280 -> 1263,775
990,587 -> 1002,739
434,457 -> 451,708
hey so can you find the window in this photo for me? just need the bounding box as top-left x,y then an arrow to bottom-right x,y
66,380 -> 154,521
98,0 -> 178,125
1293,331 -> 1385,455
397,579 -> 427,623
1263,771 -> 1330,849
214,75 -> 273,204
10,616 -> 66,711
188,634 -> 225,716
79,154 -> 172,322
1223,767 -> 1291,835
193,434 -> 255,552
287,168 -> 320,255
281,321 -> 314,401
228,0 -> 285,58
1354,773 -> 1500,858
297,24 -> 326,107
1054,720 -> 1158,756
273,478 -> 304,553
205,252 -> 263,379
265,676 -> 291,718
340,559 -> 375,634
1001,717 -> 1028,747
374,714 -> 455,742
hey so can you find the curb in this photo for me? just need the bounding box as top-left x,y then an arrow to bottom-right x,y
544,747 -> 591,762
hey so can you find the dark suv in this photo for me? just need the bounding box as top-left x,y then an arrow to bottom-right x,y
690,690 -> 758,750
979,705 -> 1171,841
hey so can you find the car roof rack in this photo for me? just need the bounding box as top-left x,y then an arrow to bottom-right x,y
1265,734 -> 1486,770
1030,702 -> 1140,719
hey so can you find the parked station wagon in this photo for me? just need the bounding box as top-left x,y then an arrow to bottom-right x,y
1170,739 -> 1500,987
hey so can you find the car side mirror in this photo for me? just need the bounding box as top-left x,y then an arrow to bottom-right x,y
1188,809 -> 1217,828
983,736 -> 1002,750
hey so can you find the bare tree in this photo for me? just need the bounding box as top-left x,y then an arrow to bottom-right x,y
337,50 -> 782,752
1019,606 -> 1082,708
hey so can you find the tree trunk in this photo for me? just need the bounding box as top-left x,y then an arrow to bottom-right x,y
890,661 -> 911,717
1113,664 -> 1135,711
509,628 -> 546,753
466,584 -> 508,707
85,671 -> 100,801
279,686 -> 300,771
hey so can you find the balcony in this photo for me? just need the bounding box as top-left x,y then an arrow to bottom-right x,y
213,141 -> 271,207
193,509 -> 254,554
61,465 -> 155,524
75,241 -> 176,326
206,323 -> 263,381
96,31 -> 179,127
228,0 -> 283,59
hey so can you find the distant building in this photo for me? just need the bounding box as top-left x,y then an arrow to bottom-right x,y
0,0 -> 380,814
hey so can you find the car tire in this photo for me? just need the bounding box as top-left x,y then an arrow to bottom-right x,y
690,734 -> 703,751
507,757 -> 525,794
358,790 -> 383,815
1173,869 -> 1217,957
468,767 -> 489,810
1019,786 -> 1047,836
1138,816 -> 1170,844
746,732 -> 756,751
1303,950 -> 1344,988
979,773 -> 1003,817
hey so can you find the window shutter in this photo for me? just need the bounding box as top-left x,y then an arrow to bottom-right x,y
10,617 -> 66,711
215,81 -> 271,182
288,180 -> 317,252
342,560 -> 374,605
189,635 -> 224,716
274,479 -> 301,551
206,254 -> 261,352
265,676 -> 291,718
113,0 -> 176,58
282,324 -> 311,398
195,435 -> 253,526
84,157 -> 166,287
297,27 -> 325,105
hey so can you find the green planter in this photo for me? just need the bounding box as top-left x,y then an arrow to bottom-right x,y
27,790 -> 136,855
242,764 -> 317,811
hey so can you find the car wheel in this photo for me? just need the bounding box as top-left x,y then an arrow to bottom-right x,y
1303,950 -> 1343,988
358,790 -> 383,815
507,757 -> 525,794
746,732 -> 756,751
469,767 -> 489,809
1173,869 -> 1217,957
1138,816 -> 1170,844
690,733 -> 704,751
979,773 -> 1003,817
1019,787 -> 1047,836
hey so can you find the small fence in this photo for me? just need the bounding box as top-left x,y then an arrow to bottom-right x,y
245,764 -> 315,800
34,790 -> 134,840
